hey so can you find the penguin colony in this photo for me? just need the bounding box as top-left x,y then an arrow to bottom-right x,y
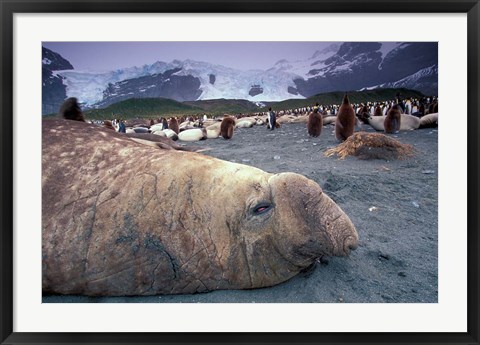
61,94 -> 438,145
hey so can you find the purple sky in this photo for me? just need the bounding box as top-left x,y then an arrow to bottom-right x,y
42,41 -> 337,72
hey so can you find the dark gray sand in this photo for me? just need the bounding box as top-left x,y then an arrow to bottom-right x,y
43,121 -> 438,303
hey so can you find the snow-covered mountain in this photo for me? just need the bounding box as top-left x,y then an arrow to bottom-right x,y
362,64 -> 438,96
42,42 -> 438,114
42,47 -> 74,115
289,42 -> 437,97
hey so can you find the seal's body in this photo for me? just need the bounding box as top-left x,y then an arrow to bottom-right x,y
42,119 -> 358,296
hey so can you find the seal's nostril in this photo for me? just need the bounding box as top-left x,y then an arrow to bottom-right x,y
344,236 -> 358,253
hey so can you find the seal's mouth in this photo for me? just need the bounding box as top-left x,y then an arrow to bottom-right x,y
325,208 -> 359,257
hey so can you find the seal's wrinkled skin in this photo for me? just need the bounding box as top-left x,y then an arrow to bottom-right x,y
42,119 -> 358,296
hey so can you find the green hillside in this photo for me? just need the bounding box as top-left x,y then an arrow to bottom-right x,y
84,98 -> 204,120
75,88 -> 425,120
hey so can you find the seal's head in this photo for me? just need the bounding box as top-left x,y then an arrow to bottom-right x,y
201,162 -> 358,289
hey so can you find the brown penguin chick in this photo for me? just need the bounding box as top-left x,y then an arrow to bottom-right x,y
335,94 -> 356,141
384,105 -> 402,134
307,111 -> 323,137
169,117 -> 179,134
359,104 -> 370,115
374,105 -> 383,117
58,97 -> 85,122
220,116 -> 235,139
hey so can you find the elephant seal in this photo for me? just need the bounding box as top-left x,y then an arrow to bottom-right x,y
125,133 -> 203,152
276,115 -> 294,124
58,97 -> 85,122
398,114 -> 420,130
206,122 -> 221,139
307,110 -> 323,137
133,127 -> 149,134
384,105 -> 401,134
256,118 -> 265,125
178,128 -> 206,142
152,130 -> 167,137
419,113 -> 438,128
103,120 -> 116,131
221,117 -> 236,139
179,121 -> 195,132
162,129 -> 179,141
290,115 -> 309,124
323,116 -> 336,125
149,124 -> 164,133
335,94 -> 356,141
367,114 -> 420,131
42,118 -> 358,296
235,120 -> 255,128
203,119 -> 220,128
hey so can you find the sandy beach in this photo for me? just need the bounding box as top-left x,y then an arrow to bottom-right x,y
43,119 -> 438,304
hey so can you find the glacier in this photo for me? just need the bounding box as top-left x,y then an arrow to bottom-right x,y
44,42 -> 437,108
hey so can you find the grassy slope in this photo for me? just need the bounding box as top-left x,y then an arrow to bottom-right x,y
84,98 -> 204,120
50,88 -> 424,120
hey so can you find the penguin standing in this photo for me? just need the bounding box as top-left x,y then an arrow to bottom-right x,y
58,97 -> 85,122
307,103 -> 323,137
220,116 -> 235,139
267,107 -> 276,130
162,118 -> 169,130
374,104 -> 383,117
169,117 -> 179,134
335,93 -> 356,141
384,104 -> 401,134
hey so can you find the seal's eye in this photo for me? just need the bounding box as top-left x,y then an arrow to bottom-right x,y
252,202 -> 272,215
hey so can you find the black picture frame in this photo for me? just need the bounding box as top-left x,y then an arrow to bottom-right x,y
1,1 -> 479,344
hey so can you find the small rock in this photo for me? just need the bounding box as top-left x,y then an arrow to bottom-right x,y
338,297 -> 344,303
273,155 -> 281,160
301,148 -> 308,152
369,206 -> 378,212
379,253 -> 390,260
398,272 -> 407,277
312,143 -> 317,146
412,201 -> 420,208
